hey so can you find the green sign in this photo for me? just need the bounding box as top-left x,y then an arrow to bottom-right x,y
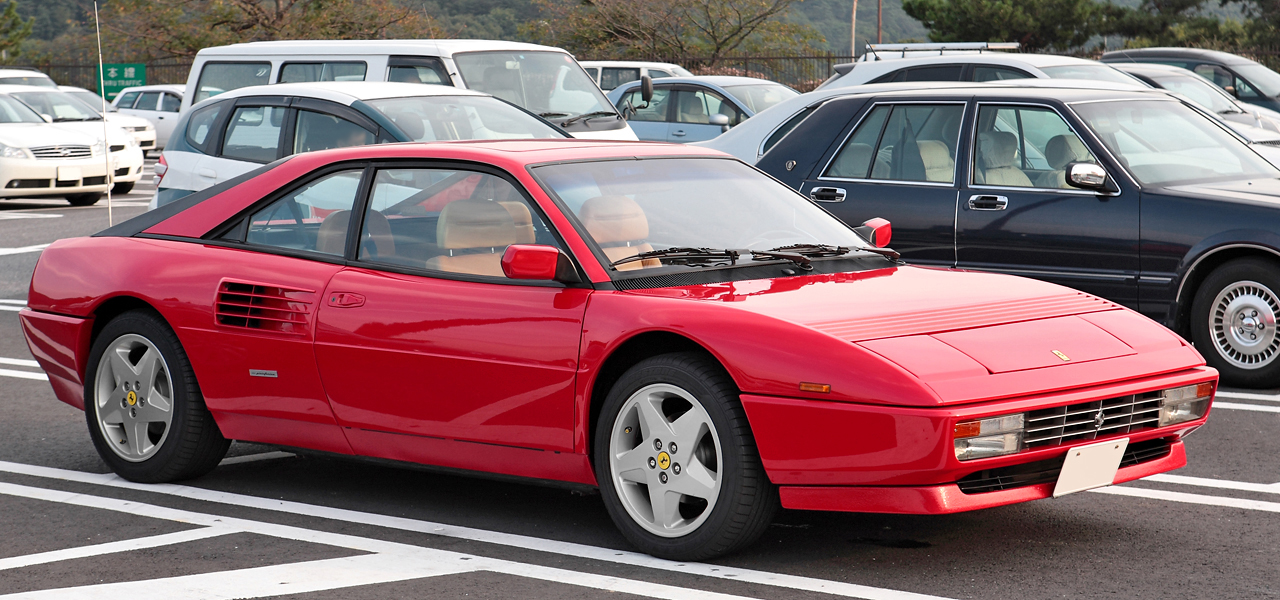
99,63 -> 146,100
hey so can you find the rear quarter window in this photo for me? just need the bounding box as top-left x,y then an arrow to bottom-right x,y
195,62 -> 271,104
185,101 -> 227,154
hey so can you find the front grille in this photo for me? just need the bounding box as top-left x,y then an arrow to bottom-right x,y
957,438 -> 1172,494
139,140 -> 154,148
30,145 -> 91,159
55,179 -> 76,187
109,144 -> 125,153
83,176 -> 107,186
114,167 -> 129,176
1023,391 -> 1162,448
5,179 -> 48,189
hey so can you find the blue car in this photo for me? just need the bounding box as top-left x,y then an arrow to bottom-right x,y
606,76 -> 797,142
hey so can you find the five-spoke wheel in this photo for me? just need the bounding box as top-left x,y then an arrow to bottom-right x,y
93,333 -> 175,462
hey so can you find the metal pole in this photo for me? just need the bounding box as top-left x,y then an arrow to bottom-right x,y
877,0 -> 882,44
851,0 -> 858,56
94,1 -> 112,226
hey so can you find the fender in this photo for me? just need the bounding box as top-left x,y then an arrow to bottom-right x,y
1168,230 -> 1280,330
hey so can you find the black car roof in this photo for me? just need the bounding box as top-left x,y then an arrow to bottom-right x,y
1100,47 -> 1258,66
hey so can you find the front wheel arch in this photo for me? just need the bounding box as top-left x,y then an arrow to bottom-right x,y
1174,245 -> 1280,336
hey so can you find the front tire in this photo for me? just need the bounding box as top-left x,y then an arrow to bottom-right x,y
1191,258 -> 1280,388
112,181 -> 135,194
84,309 -> 229,482
593,352 -> 777,560
66,193 -> 101,206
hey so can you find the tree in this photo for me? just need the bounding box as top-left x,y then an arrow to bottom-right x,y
901,0 -> 1111,52
0,0 -> 35,62
524,0 -> 825,64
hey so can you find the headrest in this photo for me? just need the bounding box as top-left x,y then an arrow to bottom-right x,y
315,210 -> 351,255
386,110 -> 425,141
978,131 -> 1017,169
361,210 -> 396,257
437,200 -> 516,250
917,140 -> 952,170
1045,134 -> 1089,170
498,201 -> 536,244
579,195 -> 649,244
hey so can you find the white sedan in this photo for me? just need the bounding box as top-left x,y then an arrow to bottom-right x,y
0,93 -> 112,205
60,86 -> 158,153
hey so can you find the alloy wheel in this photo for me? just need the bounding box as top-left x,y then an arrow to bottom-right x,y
93,333 -> 175,462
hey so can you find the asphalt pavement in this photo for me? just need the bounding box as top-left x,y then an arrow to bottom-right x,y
0,162 -> 1276,599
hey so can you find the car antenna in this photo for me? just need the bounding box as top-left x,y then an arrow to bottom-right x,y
93,1 -> 112,226
865,41 -> 881,61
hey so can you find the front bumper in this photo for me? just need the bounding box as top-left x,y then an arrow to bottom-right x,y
0,156 -> 111,197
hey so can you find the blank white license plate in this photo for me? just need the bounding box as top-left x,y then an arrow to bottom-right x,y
56,167 -> 81,182
1052,438 -> 1128,498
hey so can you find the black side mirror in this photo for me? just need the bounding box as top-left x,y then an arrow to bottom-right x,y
640,75 -> 653,103
1065,162 -> 1119,194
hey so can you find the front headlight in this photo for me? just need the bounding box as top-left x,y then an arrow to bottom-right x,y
1158,382 -> 1214,426
954,413 -> 1025,461
0,141 -> 31,159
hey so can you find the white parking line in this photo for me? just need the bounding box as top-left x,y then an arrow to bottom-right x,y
0,460 -> 950,600
0,244 -> 49,256
1092,485 -> 1280,513
0,527 -> 236,571
0,306 -> 24,311
1145,473 -> 1280,494
1213,401 -> 1280,413
0,367 -> 47,381
0,213 -> 61,220
0,357 -> 39,368
0,299 -> 26,304
1216,391 -> 1280,403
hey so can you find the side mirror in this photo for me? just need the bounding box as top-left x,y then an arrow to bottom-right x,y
1065,162 -> 1118,193
640,75 -> 653,103
709,113 -> 730,132
854,217 -> 892,248
501,244 -> 580,282
39,114 -> 52,123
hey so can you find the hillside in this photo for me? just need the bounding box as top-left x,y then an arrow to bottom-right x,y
788,0 -> 928,55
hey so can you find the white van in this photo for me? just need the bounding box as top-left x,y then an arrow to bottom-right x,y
579,61 -> 693,90
183,39 -> 638,140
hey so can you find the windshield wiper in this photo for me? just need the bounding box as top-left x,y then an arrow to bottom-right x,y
611,247 -> 740,268
54,117 -> 99,122
538,112 -> 571,118
767,243 -> 851,257
560,111 -> 619,127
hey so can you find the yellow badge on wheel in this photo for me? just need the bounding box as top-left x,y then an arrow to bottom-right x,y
657,451 -> 671,470
126,391 -> 137,406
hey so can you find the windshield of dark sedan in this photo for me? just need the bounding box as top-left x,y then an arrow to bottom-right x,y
1149,73 -> 1240,114
1073,99 -> 1277,186
11,91 -> 102,121
534,158 -> 868,270
1234,64 -> 1280,98
453,51 -> 615,118
1042,65 -> 1144,86
365,95 -> 565,140
723,84 -> 799,113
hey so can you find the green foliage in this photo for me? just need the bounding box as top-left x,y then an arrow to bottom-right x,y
901,0 -> 1112,51
0,0 -> 34,61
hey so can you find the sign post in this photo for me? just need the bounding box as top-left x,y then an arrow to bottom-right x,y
98,63 -> 146,100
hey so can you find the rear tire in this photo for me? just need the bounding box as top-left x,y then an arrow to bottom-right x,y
112,181 -> 135,194
84,309 -> 229,482
594,352 -> 778,560
66,193 -> 101,206
1191,257 -> 1280,388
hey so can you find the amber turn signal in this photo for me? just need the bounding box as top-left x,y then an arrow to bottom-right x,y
799,382 -> 831,393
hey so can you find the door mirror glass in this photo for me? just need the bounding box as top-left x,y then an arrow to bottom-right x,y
1066,162 -> 1111,191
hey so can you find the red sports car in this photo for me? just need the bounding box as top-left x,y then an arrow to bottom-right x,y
21,140 -> 1215,560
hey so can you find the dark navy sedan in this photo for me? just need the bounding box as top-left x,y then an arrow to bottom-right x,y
757,85 -> 1280,388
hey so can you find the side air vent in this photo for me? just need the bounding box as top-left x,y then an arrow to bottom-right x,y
214,280 -> 314,335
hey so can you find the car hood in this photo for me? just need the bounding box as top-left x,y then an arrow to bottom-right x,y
0,123 -> 97,148
104,113 -> 151,128
628,265 -> 1202,404
49,121 -> 132,144
1162,176 -> 1280,207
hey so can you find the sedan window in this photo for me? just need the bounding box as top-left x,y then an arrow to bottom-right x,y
973,105 -> 1095,189
245,169 -> 364,256
601,67 -> 640,91
723,84 -> 798,113
160,93 -> 181,113
675,89 -> 744,125
135,92 -> 161,111
115,91 -> 140,109
222,106 -> 284,163
617,87 -> 672,122
293,110 -> 374,154
825,103 -> 963,183
973,66 -> 1033,82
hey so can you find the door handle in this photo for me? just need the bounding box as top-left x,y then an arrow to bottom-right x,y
967,194 -> 1008,210
158,116 -> 165,120
197,168 -> 217,178
327,292 -> 365,308
809,186 -> 846,203
671,130 -> 687,137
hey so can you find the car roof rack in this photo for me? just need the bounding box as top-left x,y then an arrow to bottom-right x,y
862,42 -> 1020,60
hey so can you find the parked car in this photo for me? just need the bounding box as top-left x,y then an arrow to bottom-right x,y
1101,47 -> 1280,113
183,40 -> 638,141
753,83 -> 1280,388
606,76 -> 798,142
21,139 -> 1215,561
818,51 -> 1142,90
0,67 -> 57,88
59,86 -> 158,153
579,60 -> 693,90
2,86 -> 145,194
112,84 -> 185,151
0,92 -> 111,205
155,81 -> 568,208
1110,62 -> 1280,133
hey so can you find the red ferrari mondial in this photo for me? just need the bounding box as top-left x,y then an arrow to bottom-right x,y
22,141 -> 1215,559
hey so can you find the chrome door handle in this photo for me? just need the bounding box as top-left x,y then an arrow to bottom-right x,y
967,194 -> 1008,210
671,130 -> 687,137
809,186 -> 846,202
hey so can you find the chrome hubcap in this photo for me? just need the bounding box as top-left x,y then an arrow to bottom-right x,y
93,334 -> 174,462
608,384 -> 722,538
1210,280 -> 1280,369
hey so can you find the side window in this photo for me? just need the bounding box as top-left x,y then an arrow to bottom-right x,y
872,69 -> 908,84
584,67 -> 600,81
1194,64 -> 1233,88
901,65 -> 964,82
279,62 -> 368,83
825,103 -> 963,183
649,70 -> 674,78
675,89 -> 744,125
245,169 -> 365,255
160,93 -> 181,113
973,66 -> 1033,82
973,105 -> 1096,189
195,62 -> 271,104
618,86 -> 672,122
293,110 -> 375,154
601,67 -> 641,90
185,101 -> 225,153
1234,75 -> 1262,99
115,91 -> 139,109
135,92 -> 161,111
359,168 -> 562,277
387,57 -> 451,86
762,106 -> 818,155
222,106 -> 284,163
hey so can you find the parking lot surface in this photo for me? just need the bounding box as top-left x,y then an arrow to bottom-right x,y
0,163 -> 1276,599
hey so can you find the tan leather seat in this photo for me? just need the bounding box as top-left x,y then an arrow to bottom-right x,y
498,201 -> 536,243
975,131 -> 1033,187
829,142 -> 873,178
425,200 -> 516,276
314,210 -> 396,257
1037,134 -> 1091,189
579,195 -> 660,271
679,95 -> 709,124
918,140 -> 955,182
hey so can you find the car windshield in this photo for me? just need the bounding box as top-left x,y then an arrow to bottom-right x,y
66,90 -> 115,112
1073,99 -> 1277,186
453,51 -> 615,119
723,84 -> 799,113
1233,64 -> 1280,98
0,95 -> 44,123
11,91 -> 103,121
365,95 -> 565,141
1042,65 -> 1143,86
1150,73 -> 1240,114
534,158 -> 869,271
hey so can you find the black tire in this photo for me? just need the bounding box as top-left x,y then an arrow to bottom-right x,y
66,193 -> 101,206
112,181 -> 135,194
84,309 -> 229,482
1190,257 -> 1280,388
593,352 -> 778,560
